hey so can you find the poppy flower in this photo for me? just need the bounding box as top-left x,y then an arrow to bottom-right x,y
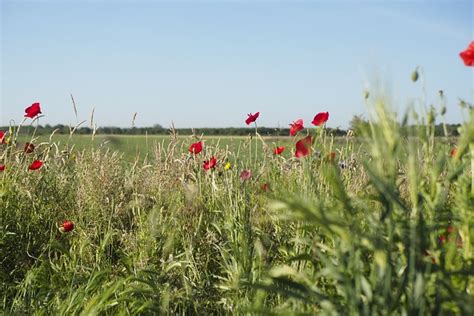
24,142 -> 35,154
0,130 -> 6,144
274,146 -> 285,155
188,141 -> 203,154
295,135 -> 312,158
203,156 -> 217,171
245,112 -> 260,125
0,164 -> 5,172
239,169 -> 252,182
28,160 -> 43,170
459,41 -> 474,66
289,119 -> 304,136
59,220 -> 74,233
312,112 -> 329,126
24,102 -> 42,118
327,151 -> 336,162
450,147 -> 458,158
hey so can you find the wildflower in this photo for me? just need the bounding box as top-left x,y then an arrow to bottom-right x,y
459,41 -> 474,66
289,119 -> 304,136
450,147 -> 458,158
24,102 -> 42,118
28,160 -> 43,170
327,151 -> 336,162
261,183 -> 269,192
0,164 -> 5,172
240,169 -> 252,182
24,142 -> 35,154
311,112 -> 329,126
188,141 -> 203,154
0,130 -> 6,144
203,156 -> 217,171
295,135 -> 312,158
245,112 -> 260,125
274,146 -> 285,155
224,162 -> 232,170
59,220 -> 74,233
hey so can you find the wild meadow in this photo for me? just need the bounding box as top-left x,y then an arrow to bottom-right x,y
1,49 -> 474,314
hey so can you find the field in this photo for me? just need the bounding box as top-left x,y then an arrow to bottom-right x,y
1,102 -> 473,315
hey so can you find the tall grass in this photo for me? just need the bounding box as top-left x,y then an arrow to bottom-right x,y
1,89 -> 472,314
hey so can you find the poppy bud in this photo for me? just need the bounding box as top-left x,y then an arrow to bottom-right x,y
440,106 -> 446,116
411,69 -> 419,82
24,142 -> 35,154
59,220 -> 74,233
363,90 -> 370,100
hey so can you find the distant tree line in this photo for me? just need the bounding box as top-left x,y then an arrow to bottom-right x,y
349,115 -> 461,137
1,118 -> 461,137
0,124 -> 348,137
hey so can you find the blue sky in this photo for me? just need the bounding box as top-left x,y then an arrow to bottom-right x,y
1,0 -> 473,128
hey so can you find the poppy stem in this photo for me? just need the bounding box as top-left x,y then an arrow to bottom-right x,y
254,122 -> 258,166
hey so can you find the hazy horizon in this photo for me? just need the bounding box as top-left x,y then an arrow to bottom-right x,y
1,0 -> 473,129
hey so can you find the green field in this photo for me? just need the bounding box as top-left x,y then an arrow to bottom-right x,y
16,133 -> 357,162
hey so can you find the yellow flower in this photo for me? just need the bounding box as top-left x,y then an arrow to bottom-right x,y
224,162 -> 232,170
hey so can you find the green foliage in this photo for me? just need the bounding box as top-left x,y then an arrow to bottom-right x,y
1,92 -> 473,314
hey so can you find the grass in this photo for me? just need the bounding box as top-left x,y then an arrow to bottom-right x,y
1,94 -> 473,314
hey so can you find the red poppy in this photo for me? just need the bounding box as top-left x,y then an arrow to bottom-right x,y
188,141 -> 203,154
261,183 -> 269,192
274,146 -> 285,155
0,164 -> 5,172
312,112 -> 329,126
245,112 -> 260,125
438,235 -> 447,245
327,152 -> 336,162
24,102 -> 42,118
24,142 -> 35,154
59,220 -> 74,233
459,41 -> 474,66
450,147 -> 458,158
289,119 -> 304,136
28,160 -> 43,170
295,135 -> 312,158
0,130 -> 6,144
239,169 -> 252,182
203,156 -> 217,170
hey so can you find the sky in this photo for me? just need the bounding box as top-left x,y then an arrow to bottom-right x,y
1,0 -> 473,129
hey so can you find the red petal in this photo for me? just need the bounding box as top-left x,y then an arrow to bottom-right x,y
245,112 -> 260,125
29,160 -> 43,170
295,136 -> 312,158
24,102 -> 42,118
312,112 -> 329,126
460,41 -> 474,66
